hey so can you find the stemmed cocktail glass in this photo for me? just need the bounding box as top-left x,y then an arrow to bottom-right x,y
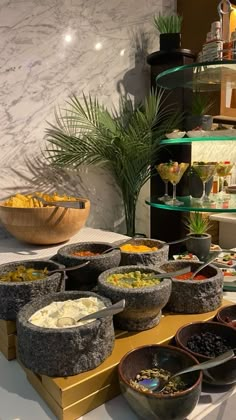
158,162 -> 189,206
192,162 -> 217,203
216,162 -> 234,198
156,164 -> 171,202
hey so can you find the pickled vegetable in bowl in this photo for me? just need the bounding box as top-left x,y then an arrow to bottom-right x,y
0,266 -> 48,282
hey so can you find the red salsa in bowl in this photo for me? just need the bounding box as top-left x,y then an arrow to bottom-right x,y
175,272 -> 207,281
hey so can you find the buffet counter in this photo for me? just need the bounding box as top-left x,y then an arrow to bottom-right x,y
0,227 -> 235,420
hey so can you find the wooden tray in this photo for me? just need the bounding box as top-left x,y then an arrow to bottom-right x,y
18,299 -> 234,420
0,319 -> 16,360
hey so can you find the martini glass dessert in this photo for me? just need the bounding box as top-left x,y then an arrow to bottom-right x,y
156,163 -> 171,202
216,162 -> 234,198
192,162 -> 217,203
158,162 -> 189,206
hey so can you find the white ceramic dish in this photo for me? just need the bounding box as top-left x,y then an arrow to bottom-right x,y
165,131 -> 186,139
220,268 -> 236,291
173,253 -> 199,261
186,130 -> 207,138
210,244 -> 222,251
206,129 -> 236,138
213,252 -> 236,268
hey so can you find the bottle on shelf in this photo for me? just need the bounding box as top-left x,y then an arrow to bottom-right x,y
231,28 -> 236,59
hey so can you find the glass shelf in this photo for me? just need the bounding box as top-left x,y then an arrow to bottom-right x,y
146,194 -> 236,213
156,60 -> 236,91
161,136 -> 236,145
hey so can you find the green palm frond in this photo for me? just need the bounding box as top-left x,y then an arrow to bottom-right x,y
44,90 -> 182,235
153,14 -> 183,34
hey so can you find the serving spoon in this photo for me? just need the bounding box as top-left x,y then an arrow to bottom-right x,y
137,349 -> 235,393
190,251 -> 222,280
32,261 -> 90,277
32,195 -> 86,209
56,299 -> 125,327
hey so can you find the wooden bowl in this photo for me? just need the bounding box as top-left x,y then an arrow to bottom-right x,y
0,199 -> 90,245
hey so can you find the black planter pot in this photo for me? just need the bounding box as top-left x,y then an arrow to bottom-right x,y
185,115 -> 213,131
186,233 -> 211,260
159,33 -> 181,51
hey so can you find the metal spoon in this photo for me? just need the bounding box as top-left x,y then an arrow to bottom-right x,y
190,251 -> 222,280
117,266 -> 191,285
32,195 -> 86,209
137,349 -> 235,393
56,299 -> 125,327
32,261 -> 90,277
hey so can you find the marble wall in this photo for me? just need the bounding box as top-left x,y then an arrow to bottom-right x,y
0,0 -> 176,238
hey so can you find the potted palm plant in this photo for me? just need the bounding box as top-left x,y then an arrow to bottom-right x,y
185,93 -> 214,131
43,91 -> 180,237
185,212 -> 211,260
153,13 -> 183,51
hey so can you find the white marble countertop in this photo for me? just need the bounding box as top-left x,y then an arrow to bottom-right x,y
210,213 -> 236,224
0,227 -> 235,420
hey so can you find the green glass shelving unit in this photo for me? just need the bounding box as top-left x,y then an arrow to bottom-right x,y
145,195 -> 236,213
156,60 -> 236,91
146,60 -> 236,215
160,136 -> 236,145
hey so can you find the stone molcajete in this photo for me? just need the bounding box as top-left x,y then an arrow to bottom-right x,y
159,260 -> 223,314
0,259 -> 65,320
98,265 -> 172,331
17,291 -> 115,377
119,238 -> 169,267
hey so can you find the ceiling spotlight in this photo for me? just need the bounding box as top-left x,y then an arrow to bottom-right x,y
65,34 -> 72,43
95,42 -> 102,51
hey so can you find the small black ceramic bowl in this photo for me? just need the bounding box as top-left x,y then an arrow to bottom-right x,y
216,304 -> 236,328
56,242 -> 121,290
118,344 -> 202,420
175,321 -> 236,385
119,237 -> 169,267
97,265 -> 172,331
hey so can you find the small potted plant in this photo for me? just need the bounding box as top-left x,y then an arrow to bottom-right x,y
185,93 -> 214,131
185,212 -> 211,260
153,13 -> 183,51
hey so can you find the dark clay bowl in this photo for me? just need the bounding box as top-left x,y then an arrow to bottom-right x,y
56,242 -> 121,290
118,344 -> 202,420
0,259 -> 65,320
159,260 -> 223,314
119,238 -> 169,267
216,304 -> 236,328
17,290 -> 114,377
97,265 -> 172,331
175,321 -> 236,385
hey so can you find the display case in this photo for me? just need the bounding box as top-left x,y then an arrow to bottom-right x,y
147,60 -> 236,244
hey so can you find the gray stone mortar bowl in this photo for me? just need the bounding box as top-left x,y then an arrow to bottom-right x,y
158,260 -> 223,314
17,291 -> 115,377
97,265 -> 172,331
56,242 -> 121,291
0,259 -> 65,320
118,238 -> 169,267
